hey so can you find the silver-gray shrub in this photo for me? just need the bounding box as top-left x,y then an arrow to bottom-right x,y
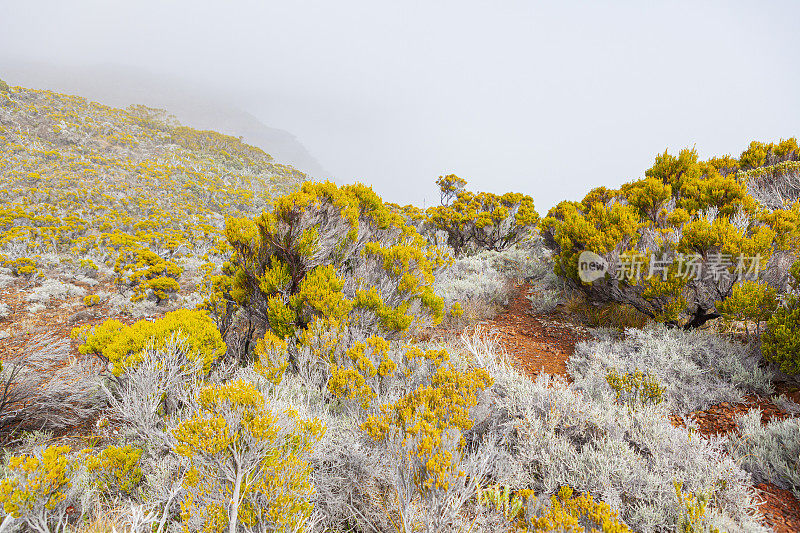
456,329 -> 768,533
24,278 -> 85,306
741,160 -> 800,209
724,408 -> 800,498
434,248 -> 513,318
103,334 -> 203,456
0,335 -> 104,438
772,393 -> 800,415
568,325 -> 774,416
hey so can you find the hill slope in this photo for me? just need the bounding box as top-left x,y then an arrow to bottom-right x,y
0,81 -> 306,309
0,62 -> 328,178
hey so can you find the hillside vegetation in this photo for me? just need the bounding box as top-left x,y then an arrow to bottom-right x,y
0,82 -> 306,311
0,82 -> 799,533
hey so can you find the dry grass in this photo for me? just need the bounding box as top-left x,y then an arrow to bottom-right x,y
564,292 -> 649,330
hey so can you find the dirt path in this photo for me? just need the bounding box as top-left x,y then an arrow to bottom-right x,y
480,283 -> 800,533
478,283 -> 590,380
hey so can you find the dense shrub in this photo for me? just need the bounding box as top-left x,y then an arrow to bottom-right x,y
542,144 -> 800,328
73,308 -> 225,376
762,260 -> 800,376
568,325 -> 773,415
85,444 -> 144,500
0,335 -> 104,439
461,331 -> 768,532
738,138 -> 800,170
739,160 -> 800,209
0,444 -> 82,532
214,181 -> 446,362
724,409 -> 800,498
426,177 -> 539,256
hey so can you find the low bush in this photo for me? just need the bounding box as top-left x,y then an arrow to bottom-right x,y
762,260 -> 800,377
0,335 -> 104,439
564,292 -> 649,329
725,409 -> 800,498
73,308 -> 225,376
0,444 -> 83,532
434,249 -> 514,325
568,325 -> 773,415
24,279 -> 85,306
460,331 -> 768,532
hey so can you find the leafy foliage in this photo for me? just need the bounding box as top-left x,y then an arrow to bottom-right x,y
762,260 -> 800,375
542,143 -> 800,328
426,177 -> 539,256
73,308 -> 225,376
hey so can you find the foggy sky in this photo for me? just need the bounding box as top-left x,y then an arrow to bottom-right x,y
2,0 -> 799,211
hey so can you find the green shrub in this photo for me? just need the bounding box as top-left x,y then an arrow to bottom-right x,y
478,484 -> 632,532
762,260 -> 800,376
72,308 -> 225,376
716,280 -> 778,337
605,367 -> 666,409
85,444 -> 143,499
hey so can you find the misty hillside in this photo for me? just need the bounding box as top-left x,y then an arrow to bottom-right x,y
0,79 -> 799,533
0,62 -> 328,178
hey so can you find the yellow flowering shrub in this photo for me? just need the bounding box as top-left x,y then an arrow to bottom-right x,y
253,331 -> 289,385
72,308 -> 225,376
172,379 -> 324,533
478,484 -> 631,532
426,177 -> 539,256
83,294 -> 101,307
85,444 -> 143,499
0,445 -> 74,520
361,362 -> 493,493
542,143 -> 800,328
218,181 -> 445,364
605,368 -> 666,409
673,481 -> 724,533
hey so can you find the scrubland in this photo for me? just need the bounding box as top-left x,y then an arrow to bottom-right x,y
0,81 -> 799,533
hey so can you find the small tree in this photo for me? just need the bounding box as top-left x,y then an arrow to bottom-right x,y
426,179 -> 539,256
435,174 -> 467,206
